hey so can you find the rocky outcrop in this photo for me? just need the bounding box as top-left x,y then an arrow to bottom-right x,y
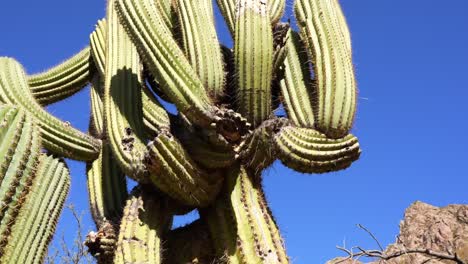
328,201 -> 468,264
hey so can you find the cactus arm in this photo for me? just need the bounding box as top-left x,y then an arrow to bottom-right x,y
295,0 -> 357,138
0,106 -> 41,256
90,19 -> 107,77
274,126 -> 360,173
216,0 -> 287,36
103,0 -> 148,179
0,57 -> 101,161
142,84 -> 171,137
154,0 -> 177,31
175,118 -> 236,170
202,165 -> 289,263
236,118 -> 289,172
89,75 -> 105,137
175,0 -> 225,100
234,0 -> 274,127
270,0 -> 286,25
114,187 -> 172,264
27,47 -> 91,105
165,219 -> 215,264
2,155 -> 70,264
146,130 -> 223,207
86,142 -> 127,227
216,0 -> 237,35
114,0 -> 215,127
90,18 -> 171,138
280,30 -> 316,127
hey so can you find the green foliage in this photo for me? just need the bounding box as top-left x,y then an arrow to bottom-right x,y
0,0 -> 360,263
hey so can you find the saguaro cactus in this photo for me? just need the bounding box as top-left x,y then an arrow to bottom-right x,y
0,0 -> 361,263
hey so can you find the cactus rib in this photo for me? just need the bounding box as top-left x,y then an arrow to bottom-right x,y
114,186 -> 173,264
0,57 -> 101,161
114,0 -> 215,126
90,18 -> 170,138
274,126 -> 360,173
86,143 -> 127,227
2,155 -> 70,264
28,47 -> 91,105
202,165 -> 289,263
0,106 -> 41,256
280,30 -> 316,128
175,0 -> 225,100
295,0 -> 357,138
146,130 -> 223,207
234,0 -> 274,127
103,0 -> 148,179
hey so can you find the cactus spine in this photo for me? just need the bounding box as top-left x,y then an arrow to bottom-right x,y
0,0 -> 361,262
28,47 -> 91,106
1,155 -> 70,264
0,58 -> 101,161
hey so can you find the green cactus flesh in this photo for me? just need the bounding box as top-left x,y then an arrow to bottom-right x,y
86,143 -> 127,227
114,186 -> 172,264
104,0 -> 148,179
0,0 -> 363,262
146,130 -> 222,207
0,57 -> 101,161
1,155 -> 70,264
280,30 -> 316,128
295,0 -> 357,138
234,0 -> 274,127
89,18 -> 170,138
275,126 -> 361,173
0,106 -> 41,256
202,165 -> 289,263
27,47 -> 92,106
114,0 -> 215,126
175,0 -> 225,100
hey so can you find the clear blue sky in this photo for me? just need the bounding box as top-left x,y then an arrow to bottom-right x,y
1,0 -> 467,263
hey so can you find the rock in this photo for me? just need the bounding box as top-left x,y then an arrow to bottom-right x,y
329,201 -> 468,264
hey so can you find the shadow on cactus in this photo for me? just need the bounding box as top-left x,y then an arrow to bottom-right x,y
0,0 -> 360,263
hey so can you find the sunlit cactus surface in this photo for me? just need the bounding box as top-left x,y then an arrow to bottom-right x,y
0,0 -> 360,263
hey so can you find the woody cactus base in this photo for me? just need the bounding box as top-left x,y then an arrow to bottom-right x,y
0,0 -> 360,263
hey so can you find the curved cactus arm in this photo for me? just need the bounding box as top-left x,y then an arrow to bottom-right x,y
0,57 -> 101,161
175,117 -> 236,170
236,118 -> 289,173
165,219 -> 215,264
175,0 -> 225,100
234,0 -> 274,127
270,0 -> 286,25
216,0 -> 237,35
114,0 -> 216,127
27,46 -> 92,106
90,18 -> 171,138
89,75 -> 105,137
103,0 -> 148,180
142,84 -> 171,137
146,130 -> 223,207
154,0 -> 177,31
274,126 -> 360,173
201,165 -> 289,263
86,143 -> 127,227
216,0 -> 287,35
90,19 -> 107,77
295,0 -> 357,138
280,30 -> 316,128
1,155 -> 70,264
0,106 -> 41,256
114,186 -> 173,264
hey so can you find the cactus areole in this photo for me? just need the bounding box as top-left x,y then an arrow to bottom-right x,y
0,0 -> 360,263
